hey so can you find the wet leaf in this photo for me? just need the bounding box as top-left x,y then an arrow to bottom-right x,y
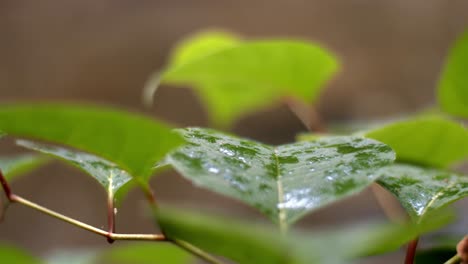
166,128 -> 395,227
0,103 -> 183,183
0,244 -> 41,264
160,31 -> 339,127
365,116 -> 468,168
438,31 -> 468,118
0,154 -> 49,181
376,164 -> 468,221
158,207 -> 453,264
17,140 -> 133,203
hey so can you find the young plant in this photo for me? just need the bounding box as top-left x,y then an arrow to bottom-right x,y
0,30 -> 467,264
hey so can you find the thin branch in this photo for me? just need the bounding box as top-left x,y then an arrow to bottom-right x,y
0,170 -> 13,199
107,194 -> 116,243
444,254 -> 461,264
404,238 -> 419,264
172,238 -> 224,264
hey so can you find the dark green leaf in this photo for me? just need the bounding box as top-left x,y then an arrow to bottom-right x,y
0,103 -> 183,182
376,164 -> 468,221
160,31 -> 339,127
0,154 -> 49,181
158,207 -> 454,264
0,244 -> 41,264
17,140 -> 133,203
365,116 -> 468,168
438,31 -> 468,118
167,128 -> 395,227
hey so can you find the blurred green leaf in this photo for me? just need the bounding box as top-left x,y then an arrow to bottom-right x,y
0,154 -> 49,181
166,128 -> 395,228
376,164 -> 468,221
17,140 -> 133,204
158,207 -> 454,264
365,116 -> 468,168
100,243 -> 193,264
45,244 -> 192,264
0,244 -> 41,264
438,31 -> 468,118
0,103 -> 183,183
160,31 -> 339,127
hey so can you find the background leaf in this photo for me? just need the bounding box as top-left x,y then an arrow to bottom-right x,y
0,154 -> 49,181
158,207 -> 454,264
0,103 -> 183,182
0,244 -> 41,264
17,140 -> 133,203
365,116 -> 468,168
438,31 -> 468,118
166,128 -> 395,227
375,164 -> 468,221
161,32 -> 339,127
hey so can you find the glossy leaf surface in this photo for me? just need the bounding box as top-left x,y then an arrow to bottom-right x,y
17,140 -> 133,201
158,207 -> 453,264
0,154 -> 48,181
438,31 -> 468,118
0,103 -> 183,181
365,116 -> 468,168
167,128 -> 395,226
161,31 -> 339,127
0,244 -> 41,264
376,164 -> 468,221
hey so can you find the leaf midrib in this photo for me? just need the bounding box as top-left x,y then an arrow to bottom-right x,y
272,148 -> 287,232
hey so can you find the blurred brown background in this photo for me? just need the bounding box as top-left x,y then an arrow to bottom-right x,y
0,0 -> 467,263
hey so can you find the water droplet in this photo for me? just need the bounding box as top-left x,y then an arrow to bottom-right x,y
208,167 -> 220,174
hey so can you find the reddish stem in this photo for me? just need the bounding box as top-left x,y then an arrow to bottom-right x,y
405,238 -> 419,264
0,170 -> 13,200
106,195 -> 115,244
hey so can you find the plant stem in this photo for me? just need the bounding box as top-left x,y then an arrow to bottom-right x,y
404,238 -> 419,264
444,254 -> 461,264
107,194 -> 116,243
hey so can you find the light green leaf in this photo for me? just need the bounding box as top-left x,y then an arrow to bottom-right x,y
99,243 -> 193,264
166,128 -> 395,227
158,207 -> 453,264
0,154 -> 49,181
376,164 -> 468,221
0,103 -> 183,183
45,244 -> 192,264
365,116 -> 468,168
0,244 -> 41,264
17,140 -> 133,203
161,32 -> 339,127
438,31 -> 468,118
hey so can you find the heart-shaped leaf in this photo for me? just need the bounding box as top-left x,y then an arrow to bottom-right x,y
158,207 -> 453,264
159,31 -> 339,127
0,154 -> 49,181
0,103 -> 183,183
438,31 -> 468,118
166,128 -> 395,228
376,164 -> 468,221
365,116 -> 468,168
16,140 -> 133,204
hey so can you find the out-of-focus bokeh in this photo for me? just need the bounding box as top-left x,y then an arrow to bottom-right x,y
0,0 -> 467,262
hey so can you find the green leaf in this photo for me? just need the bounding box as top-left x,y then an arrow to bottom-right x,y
158,207 -> 453,264
365,116 -> 468,168
45,244 -> 192,264
376,164 -> 468,221
17,140 -> 133,203
166,128 -> 395,227
438,31 -> 468,118
0,244 -> 41,264
99,243 -> 193,264
161,31 -> 339,127
0,103 -> 183,182
0,154 -> 49,181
